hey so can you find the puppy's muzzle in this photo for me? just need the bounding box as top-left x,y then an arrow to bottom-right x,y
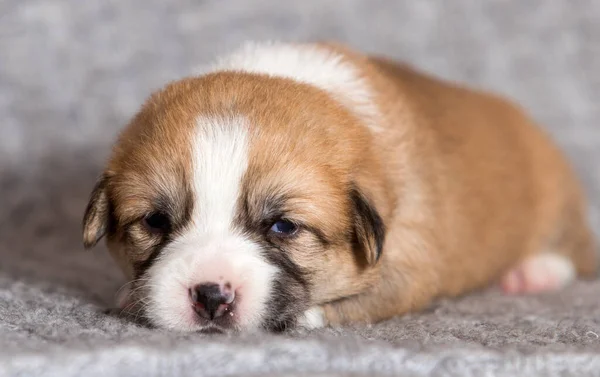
189,283 -> 235,320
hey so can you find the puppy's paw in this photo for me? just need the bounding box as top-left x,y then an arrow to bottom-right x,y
501,252 -> 576,294
297,306 -> 327,329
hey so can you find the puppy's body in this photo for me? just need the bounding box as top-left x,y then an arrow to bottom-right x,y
83,42 -> 597,331
316,48 -> 597,325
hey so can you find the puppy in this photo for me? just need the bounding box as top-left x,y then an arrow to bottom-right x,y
83,41 -> 597,332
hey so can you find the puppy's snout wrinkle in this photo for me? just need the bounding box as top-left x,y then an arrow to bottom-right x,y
190,283 -> 234,320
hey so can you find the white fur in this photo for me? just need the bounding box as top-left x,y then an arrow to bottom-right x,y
205,41 -> 381,132
189,116 -> 249,234
146,235 -> 277,331
144,116 -> 277,331
522,252 -> 576,288
297,306 -> 326,329
501,252 -> 576,294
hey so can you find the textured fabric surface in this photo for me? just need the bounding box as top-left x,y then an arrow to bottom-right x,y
1,1 -> 599,376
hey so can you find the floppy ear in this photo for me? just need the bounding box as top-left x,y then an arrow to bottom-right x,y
82,174 -> 111,249
350,184 -> 386,266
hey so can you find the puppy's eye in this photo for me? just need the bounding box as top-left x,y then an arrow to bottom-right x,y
143,212 -> 171,234
269,219 -> 298,236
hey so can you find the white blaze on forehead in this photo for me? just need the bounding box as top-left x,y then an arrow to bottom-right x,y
189,116 -> 249,234
203,41 -> 381,132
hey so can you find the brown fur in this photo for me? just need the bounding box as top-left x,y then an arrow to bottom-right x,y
232,73 -> 389,302
318,51 -> 598,325
83,43 -> 597,328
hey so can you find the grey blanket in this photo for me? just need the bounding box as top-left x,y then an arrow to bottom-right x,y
1,1 -> 599,376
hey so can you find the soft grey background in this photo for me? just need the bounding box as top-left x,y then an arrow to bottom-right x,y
1,1 -> 599,376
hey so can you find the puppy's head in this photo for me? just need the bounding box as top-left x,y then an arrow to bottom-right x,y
83,71 -> 388,332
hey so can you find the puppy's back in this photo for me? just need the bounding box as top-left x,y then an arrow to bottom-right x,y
369,57 -> 597,295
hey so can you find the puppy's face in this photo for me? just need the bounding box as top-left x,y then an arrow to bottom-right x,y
83,73 -> 386,332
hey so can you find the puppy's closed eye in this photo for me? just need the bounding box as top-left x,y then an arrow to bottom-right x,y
143,212 -> 172,234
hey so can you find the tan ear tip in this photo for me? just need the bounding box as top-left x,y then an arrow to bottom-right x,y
82,227 -> 101,250
82,237 -> 95,250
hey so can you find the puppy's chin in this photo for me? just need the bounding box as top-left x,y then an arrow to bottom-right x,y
137,233 -> 279,332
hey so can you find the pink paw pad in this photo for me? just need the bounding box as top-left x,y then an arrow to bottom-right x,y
501,253 -> 576,295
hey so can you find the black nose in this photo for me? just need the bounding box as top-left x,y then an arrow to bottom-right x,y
190,283 -> 233,320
